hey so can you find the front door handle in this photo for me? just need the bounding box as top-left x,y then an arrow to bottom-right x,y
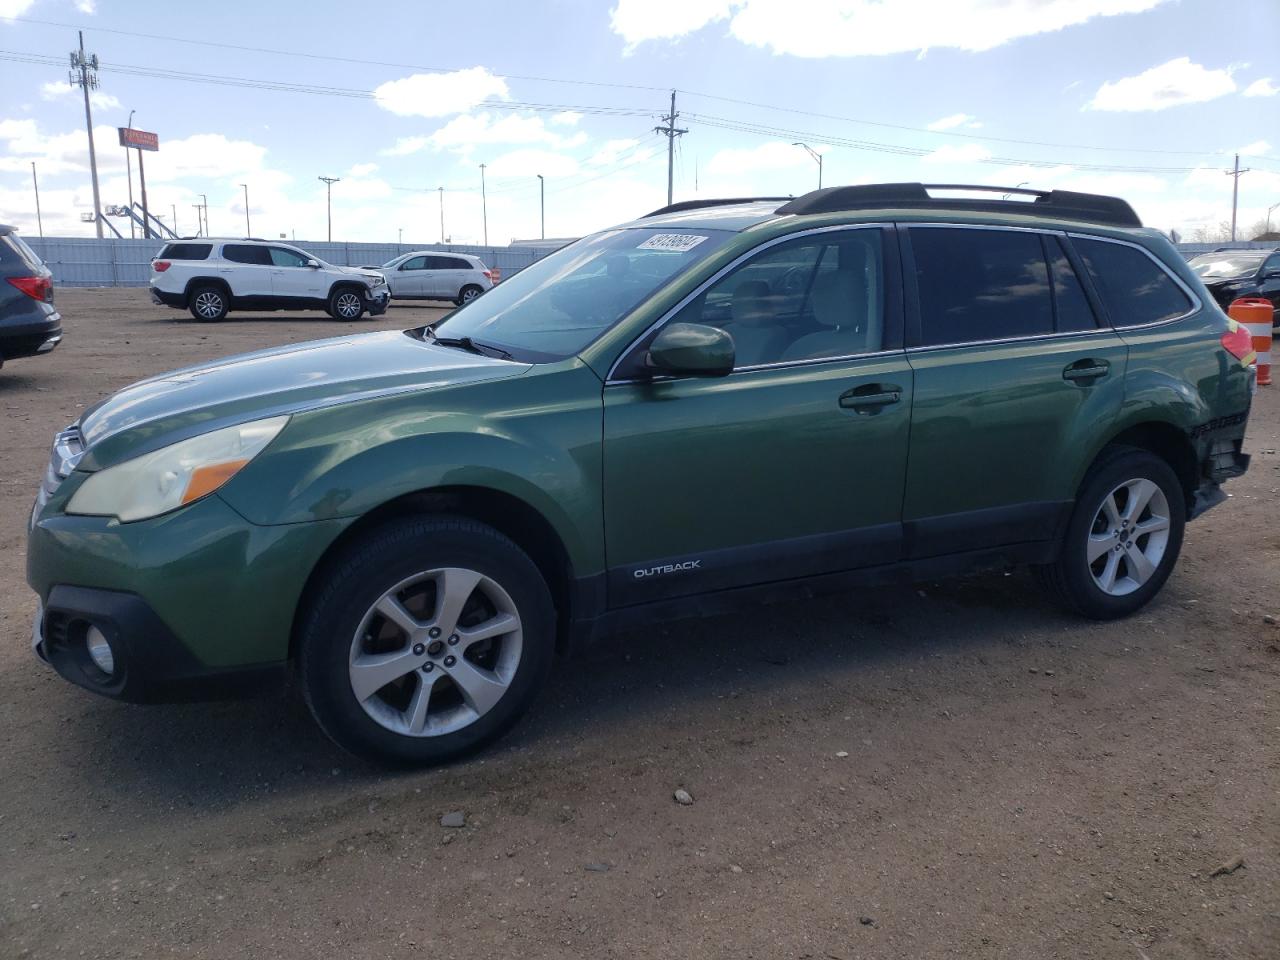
1063,359 -> 1110,384
839,384 -> 903,412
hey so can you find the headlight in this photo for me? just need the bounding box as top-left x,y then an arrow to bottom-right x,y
66,415 -> 289,522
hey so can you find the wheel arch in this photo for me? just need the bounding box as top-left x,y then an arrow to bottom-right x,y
289,484 -> 578,660
1085,420 -> 1198,512
183,276 -> 232,302
327,279 -> 367,300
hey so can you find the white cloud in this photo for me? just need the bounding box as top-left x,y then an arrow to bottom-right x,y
348,162 -> 379,178
75,0 -> 96,12
610,0 -> 1168,57
40,80 -> 121,111
926,112 -> 982,131
706,140 -> 814,176
373,67 -> 508,119
550,110 -> 583,127
1238,140 -> 1271,157
0,0 -> 36,16
382,136 -> 428,157
921,143 -> 992,164
485,149 -> 579,179
388,112 -> 586,158
1087,57 -> 1237,112
1243,77 -> 1278,98
610,0 -> 732,48
587,138 -> 642,166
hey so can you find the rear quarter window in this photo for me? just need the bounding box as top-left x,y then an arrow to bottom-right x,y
158,242 -> 212,261
1,233 -> 44,271
1073,237 -> 1193,327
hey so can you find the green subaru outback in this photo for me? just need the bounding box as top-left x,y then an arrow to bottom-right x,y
28,183 -> 1254,765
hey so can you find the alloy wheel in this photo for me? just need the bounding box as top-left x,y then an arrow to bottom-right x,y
195,292 -> 223,318
461,287 -> 480,303
1086,477 -> 1171,596
348,567 -> 523,737
336,292 -> 362,318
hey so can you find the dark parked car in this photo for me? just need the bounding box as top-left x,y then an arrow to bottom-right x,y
0,225 -> 61,370
1188,248 -> 1280,325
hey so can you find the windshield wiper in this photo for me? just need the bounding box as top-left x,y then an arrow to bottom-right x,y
427,329 -> 514,361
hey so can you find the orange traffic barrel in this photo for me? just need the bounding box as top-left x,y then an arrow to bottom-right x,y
1228,297 -> 1273,386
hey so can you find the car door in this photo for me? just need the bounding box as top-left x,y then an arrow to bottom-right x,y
391,255 -> 429,297
419,256 -> 451,298
899,224 -> 1128,557
268,246 -> 322,303
602,225 -> 913,607
219,244 -> 274,299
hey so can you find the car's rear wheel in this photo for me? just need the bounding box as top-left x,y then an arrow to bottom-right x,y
328,287 -> 366,320
1036,446 -> 1185,619
299,516 -> 555,766
455,284 -> 483,307
189,285 -> 228,322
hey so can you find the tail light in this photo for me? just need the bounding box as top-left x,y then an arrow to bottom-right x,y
6,275 -> 52,302
483,268 -> 500,283
153,260 -> 171,272
1220,322 -> 1255,363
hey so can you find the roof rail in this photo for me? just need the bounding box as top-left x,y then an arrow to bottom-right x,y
775,183 -> 1141,228
643,197 -> 792,218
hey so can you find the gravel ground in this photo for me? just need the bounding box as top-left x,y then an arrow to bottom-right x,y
1,288 -> 1277,959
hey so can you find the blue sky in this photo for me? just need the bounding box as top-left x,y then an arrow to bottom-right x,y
1,0 -> 1278,245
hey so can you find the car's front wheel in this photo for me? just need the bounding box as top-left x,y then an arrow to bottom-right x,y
1037,446 -> 1186,619
299,517 -> 555,765
328,287 -> 366,321
188,285 -> 228,322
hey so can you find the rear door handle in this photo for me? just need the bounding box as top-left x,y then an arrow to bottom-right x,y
1063,359 -> 1110,383
839,385 -> 903,412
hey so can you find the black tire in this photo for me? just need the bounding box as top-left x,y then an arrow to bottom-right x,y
188,284 -> 228,322
328,286 -> 366,321
455,284 -> 484,307
1036,446 -> 1186,620
298,516 -> 555,766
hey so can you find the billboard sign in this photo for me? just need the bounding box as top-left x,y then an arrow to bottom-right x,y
118,127 -> 159,151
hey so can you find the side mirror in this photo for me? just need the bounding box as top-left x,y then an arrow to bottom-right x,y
646,322 -> 734,377
305,259 -> 320,268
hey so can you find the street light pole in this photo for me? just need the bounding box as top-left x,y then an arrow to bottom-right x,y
479,163 -> 488,246
198,193 -> 208,237
125,108 -> 136,239
437,186 -> 445,244
792,142 -> 823,189
240,183 -> 250,236
318,176 -> 340,242
1266,200 -> 1280,235
31,162 -> 43,238
536,173 -> 544,239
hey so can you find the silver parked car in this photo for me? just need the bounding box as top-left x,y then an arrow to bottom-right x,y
377,251 -> 497,306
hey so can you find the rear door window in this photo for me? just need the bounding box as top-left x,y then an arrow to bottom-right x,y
158,242 -> 212,261
222,244 -> 272,265
1073,237 -> 1192,327
909,227 -> 1053,346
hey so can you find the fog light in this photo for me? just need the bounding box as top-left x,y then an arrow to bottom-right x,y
85,625 -> 115,675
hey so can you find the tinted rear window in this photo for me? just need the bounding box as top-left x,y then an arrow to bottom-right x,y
1,233 -> 44,271
222,244 -> 272,265
910,227 -> 1053,346
158,242 -> 212,261
1074,237 -> 1192,327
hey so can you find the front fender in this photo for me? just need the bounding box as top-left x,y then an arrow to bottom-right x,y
218,361 -> 606,575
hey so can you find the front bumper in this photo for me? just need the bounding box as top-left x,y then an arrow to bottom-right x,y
33,585 -> 285,703
367,287 -> 390,316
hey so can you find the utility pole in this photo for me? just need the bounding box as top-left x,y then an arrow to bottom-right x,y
198,193 -> 208,236
1267,200 -> 1280,236
192,205 -> 203,236
479,163 -> 488,246
318,176 -> 339,241
654,89 -> 687,206
438,186 -> 445,244
1227,153 -> 1252,242
171,203 -> 177,235
536,173 -> 545,239
70,31 -> 103,238
31,162 -> 44,238
125,109 -> 136,238
136,144 -> 151,240
792,142 -> 823,189
240,183 -> 250,235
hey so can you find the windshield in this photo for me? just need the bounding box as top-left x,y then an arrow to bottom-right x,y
1190,254 -> 1265,279
431,227 -> 733,360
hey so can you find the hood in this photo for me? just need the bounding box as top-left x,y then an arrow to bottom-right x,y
76,330 -> 530,469
337,265 -> 386,282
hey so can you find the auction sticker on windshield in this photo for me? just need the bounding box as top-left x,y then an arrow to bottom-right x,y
638,234 -> 709,253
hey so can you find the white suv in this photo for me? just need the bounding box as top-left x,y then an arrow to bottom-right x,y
373,251 -> 497,306
150,239 -> 391,322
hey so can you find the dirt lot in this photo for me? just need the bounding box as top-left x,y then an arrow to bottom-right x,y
1,288 -> 1277,959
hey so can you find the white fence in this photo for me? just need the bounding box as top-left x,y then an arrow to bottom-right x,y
23,237 -> 555,287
